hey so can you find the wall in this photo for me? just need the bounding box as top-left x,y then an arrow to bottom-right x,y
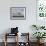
0,0 -> 36,42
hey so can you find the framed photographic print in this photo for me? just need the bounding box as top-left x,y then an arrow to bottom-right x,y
10,7 -> 26,20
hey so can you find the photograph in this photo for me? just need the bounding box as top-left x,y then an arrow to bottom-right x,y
10,7 -> 26,20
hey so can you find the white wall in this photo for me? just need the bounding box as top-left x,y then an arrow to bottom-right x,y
0,0 -> 37,42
